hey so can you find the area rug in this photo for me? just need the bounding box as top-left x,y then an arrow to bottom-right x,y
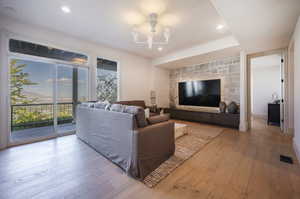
143,123 -> 223,188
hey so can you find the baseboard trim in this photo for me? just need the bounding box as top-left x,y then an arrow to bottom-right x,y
288,128 -> 295,135
251,114 -> 267,120
293,139 -> 300,164
239,121 -> 248,132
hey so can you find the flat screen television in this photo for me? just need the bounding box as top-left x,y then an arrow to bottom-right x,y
178,79 -> 221,107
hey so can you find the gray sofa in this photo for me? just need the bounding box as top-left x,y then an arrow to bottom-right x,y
76,105 -> 175,179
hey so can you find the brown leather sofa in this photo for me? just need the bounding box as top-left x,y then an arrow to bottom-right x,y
115,100 -> 160,116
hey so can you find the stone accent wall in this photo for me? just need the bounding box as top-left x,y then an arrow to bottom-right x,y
169,56 -> 240,110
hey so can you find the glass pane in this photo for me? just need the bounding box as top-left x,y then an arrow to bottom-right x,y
96,58 -> 118,102
78,67 -> 89,102
10,59 -> 55,142
9,39 -> 88,65
56,65 -> 75,133
56,66 -> 88,133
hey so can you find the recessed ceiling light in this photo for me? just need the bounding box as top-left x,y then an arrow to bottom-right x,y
158,47 -> 163,51
216,24 -> 224,30
61,6 -> 71,13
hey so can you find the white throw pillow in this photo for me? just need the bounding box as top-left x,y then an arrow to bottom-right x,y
144,108 -> 150,119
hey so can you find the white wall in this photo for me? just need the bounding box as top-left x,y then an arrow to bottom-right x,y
0,17 -> 170,148
292,16 -> 300,162
251,55 -> 281,117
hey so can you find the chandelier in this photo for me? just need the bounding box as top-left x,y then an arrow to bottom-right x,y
131,13 -> 170,49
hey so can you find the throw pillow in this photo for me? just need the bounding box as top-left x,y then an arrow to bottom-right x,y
80,102 -> 95,108
95,101 -> 109,109
124,106 -> 148,128
147,114 -> 170,125
110,104 -> 126,112
144,108 -> 150,119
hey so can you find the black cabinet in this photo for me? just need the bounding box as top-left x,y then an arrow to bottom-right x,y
268,103 -> 280,126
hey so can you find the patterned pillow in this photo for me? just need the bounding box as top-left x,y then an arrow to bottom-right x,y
95,101 -> 110,110
124,106 -> 148,128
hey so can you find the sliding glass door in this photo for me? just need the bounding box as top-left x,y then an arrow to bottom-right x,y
9,58 -> 89,143
10,58 -> 56,142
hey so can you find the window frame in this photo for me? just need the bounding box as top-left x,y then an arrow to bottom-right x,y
9,39 -> 88,65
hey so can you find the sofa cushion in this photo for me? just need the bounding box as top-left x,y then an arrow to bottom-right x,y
124,106 -> 147,128
110,104 -> 126,112
150,112 -> 159,117
147,114 -> 170,125
95,101 -> 110,110
80,102 -> 95,108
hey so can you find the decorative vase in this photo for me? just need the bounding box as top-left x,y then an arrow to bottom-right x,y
219,101 -> 227,113
227,101 -> 238,114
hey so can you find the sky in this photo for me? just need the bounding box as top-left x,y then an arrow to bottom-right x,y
13,59 -> 88,103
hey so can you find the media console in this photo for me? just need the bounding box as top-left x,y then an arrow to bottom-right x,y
165,108 -> 240,129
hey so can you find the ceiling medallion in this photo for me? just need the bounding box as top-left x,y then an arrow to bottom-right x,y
131,13 -> 170,50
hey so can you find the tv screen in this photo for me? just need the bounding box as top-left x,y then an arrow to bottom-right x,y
178,79 -> 221,107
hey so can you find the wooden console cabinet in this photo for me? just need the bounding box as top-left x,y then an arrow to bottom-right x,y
165,108 -> 240,129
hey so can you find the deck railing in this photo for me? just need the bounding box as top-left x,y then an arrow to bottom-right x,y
11,102 -> 74,131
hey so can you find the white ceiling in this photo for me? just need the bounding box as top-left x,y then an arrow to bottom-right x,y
0,0 -> 230,58
211,0 -> 300,54
159,46 -> 241,69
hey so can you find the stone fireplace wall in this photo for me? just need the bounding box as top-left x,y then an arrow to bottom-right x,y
169,56 -> 240,110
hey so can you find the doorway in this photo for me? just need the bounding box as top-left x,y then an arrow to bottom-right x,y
249,52 -> 284,131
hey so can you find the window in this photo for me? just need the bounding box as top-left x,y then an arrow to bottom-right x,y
96,58 -> 118,102
9,39 -> 88,65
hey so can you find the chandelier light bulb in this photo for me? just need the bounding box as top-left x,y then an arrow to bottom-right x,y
147,35 -> 153,49
131,26 -> 139,42
132,32 -> 138,42
164,27 -> 170,42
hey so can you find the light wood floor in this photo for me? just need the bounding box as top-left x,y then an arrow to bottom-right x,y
0,119 -> 299,199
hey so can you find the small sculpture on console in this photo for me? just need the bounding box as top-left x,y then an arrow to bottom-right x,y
219,101 -> 227,113
227,101 -> 239,114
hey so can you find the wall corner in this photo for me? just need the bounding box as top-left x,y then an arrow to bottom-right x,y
293,138 -> 300,164
239,51 -> 248,132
